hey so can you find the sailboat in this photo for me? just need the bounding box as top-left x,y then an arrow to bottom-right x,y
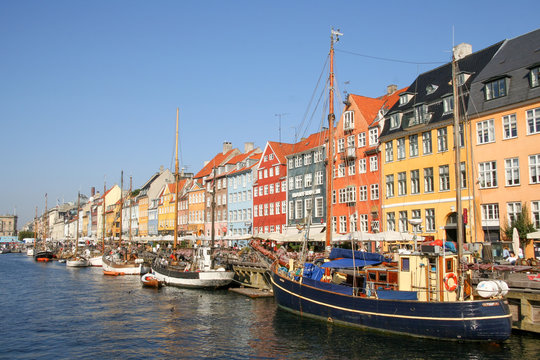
102,172 -> 148,275
89,181 -> 107,267
269,29 -> 512,341
34,194 -> 54,262
151,108 -> 235,288
66,192 -> 90,267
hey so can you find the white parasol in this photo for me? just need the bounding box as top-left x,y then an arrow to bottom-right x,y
512,227 -> 520,256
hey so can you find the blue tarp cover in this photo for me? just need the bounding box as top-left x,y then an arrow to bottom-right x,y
320,258 -> 382,268
302,276 -> 353,295
302,263 -> 324,281
376,290 -> 418,300
329,248 -> 386,262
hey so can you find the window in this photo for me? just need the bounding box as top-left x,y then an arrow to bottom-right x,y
295,175 -> 302,189
337,138 -> 345,153
505,158 -> 520,186
477,119 -> 495,144
370,184 -> 379,200
315,171 -> 323,185
339,216 -> 347,233
532,201 -> 540,229
332,190 -> 336,204
315,197 -> 323,218
288,159 -> 293,169
305,198 -> 312,219
304,173 -> 312,188
460,162 -> 467,189
479,161 -> 498,188
347,160 -> 356,175
349,214 -> 358,232
437,127 -> 448,152
282,201 -> 286,214
358,158 -> 367,173
369,156 -> 378,171
264,185 -> 268,195
409,134 -> 418,157
337,163 -> 345,177
410,170 -> 420,194
398,172 -> 407,196
443,96 -> 454,113
530,154 -> 540,184
269,184 -> 274,194
275,201 -> 280,215
422,131 -> 432,155
386,212 -> 395,231
425,208 -> 435,232
304,153 -> 312,165
369,128 -> 379,146
398,211 -> 408,232
424,167 -> 434,193
269,167 -> 273,177
360,214 -> 368,232
503,114 -> 517,139
385,141 -> 393,162
507,202 -> 522,225
411,209 -> 421,232
359,186 -> 367,201
295,200 -> 303,219
390,113 -> 401,129
399,94 -> 409,106
269,203 -> 274,215
295,156 -> 302,167
275,183 -> 279,193
288,177 -> 294,190
264,203 -> 268,216
413,104 -> 428,125
358,132 -> 366,147
386,174 -> 394,198
527,108 -> 540,134
314,149 -> 323,163
482,203 -> 499,221
439,165 -> 450,191
397,138 -> 405,160
347,135 -> 355,149
485,78 -> 507,100
275,166 -> 279,176
343,111 -> 354,130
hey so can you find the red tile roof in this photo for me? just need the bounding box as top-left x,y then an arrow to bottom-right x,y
194,149 -> 237,179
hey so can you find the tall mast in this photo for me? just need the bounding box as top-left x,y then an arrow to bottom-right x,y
75,191 -> 80,256
44,193 -> 48,248
34,206 -> 38,250
102,181 -> 106,252
210,166 -> 216,269
325,29 -> 342,251
174,108 -> 180,248
119,171 -> 123,247
129,176 -> 133,243
452,47 -> 465,301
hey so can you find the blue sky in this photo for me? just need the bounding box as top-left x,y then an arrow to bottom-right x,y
1,0 -> 538,228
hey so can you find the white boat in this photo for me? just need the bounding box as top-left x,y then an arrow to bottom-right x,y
153,246 -> 234,288
66,257 -> 90,267
89,255 -> 103,267
26,248 -> 34,256
102,254 -> 147,275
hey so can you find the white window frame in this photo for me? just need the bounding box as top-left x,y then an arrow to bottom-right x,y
529,154 -> 540,184
477,119 -> 495,144
502,114 -> 517,139
505,157 -> 520,186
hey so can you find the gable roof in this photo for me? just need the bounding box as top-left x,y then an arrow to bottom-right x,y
287,129 -> 329,156
266,141 -> 297,164
194,149 -> 238,179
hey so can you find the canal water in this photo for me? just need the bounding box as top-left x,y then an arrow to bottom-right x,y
0,254 -> 538,360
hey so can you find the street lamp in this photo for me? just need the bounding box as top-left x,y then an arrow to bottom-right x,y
408,218 -> 422,252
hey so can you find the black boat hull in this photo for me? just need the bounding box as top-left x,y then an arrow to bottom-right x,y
270,268 -> 512,341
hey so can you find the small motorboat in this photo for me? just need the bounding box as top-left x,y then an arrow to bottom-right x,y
66,257 -> 90,267
103,271 -> 125,276
141,273 -> 162,288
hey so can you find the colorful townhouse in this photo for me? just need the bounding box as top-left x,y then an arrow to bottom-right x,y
97,184 -> 121,240
379,41 -> 503,243
157,179 -> 189,236
467,29 -> 540,256
187,180 -> 206,236
138,168 -> 173,237
253,141 -> 296,234
332,87 -> 404,235
226,150 -> 261,244
285,130 -> 328,234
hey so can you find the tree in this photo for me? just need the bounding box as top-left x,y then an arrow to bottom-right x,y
18,231 -> 35,241
502,204 -> 535,249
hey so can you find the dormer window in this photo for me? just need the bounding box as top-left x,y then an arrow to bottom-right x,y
484,77 -> 508,100
426,84 -> 438,95
443,96 -> 454,113
389,113 -> 401,129
529,66 -> 540,88
456,72 -> 471,86
411,104 -> 429,126
343,111 -> 354,131
399,94 -> 410,106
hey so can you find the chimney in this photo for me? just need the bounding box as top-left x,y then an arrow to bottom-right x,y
159,165 -> 164,174
453,43 -> 472,60
244,142 -> 254,153
387,84 -> 397,95
223,141 -> 232,154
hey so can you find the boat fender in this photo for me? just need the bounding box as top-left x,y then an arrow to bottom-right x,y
444,272 -> 458,291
